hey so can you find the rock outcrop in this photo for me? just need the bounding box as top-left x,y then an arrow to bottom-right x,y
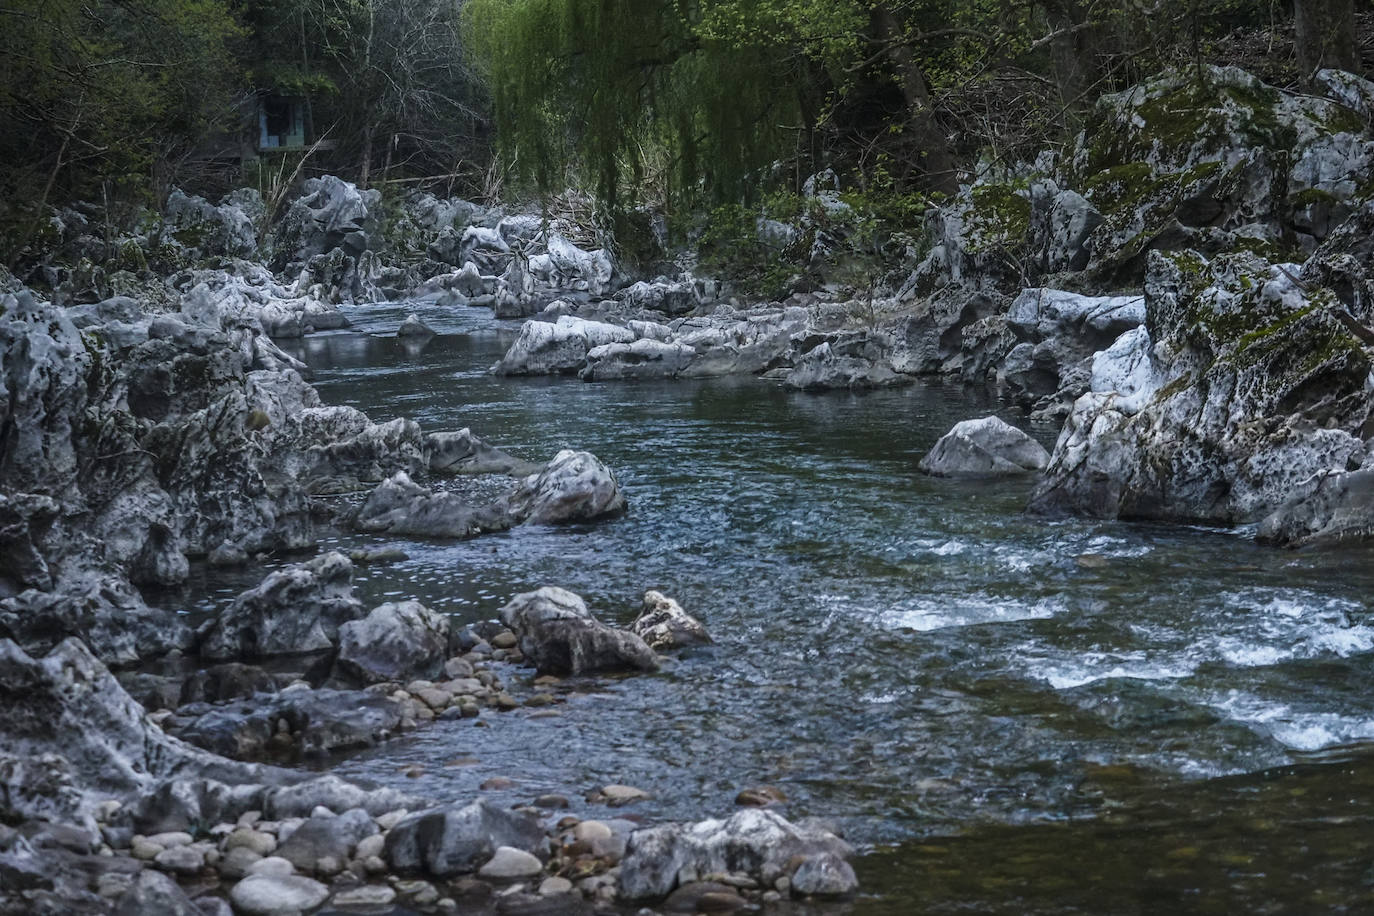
1030,248 -> 1372,528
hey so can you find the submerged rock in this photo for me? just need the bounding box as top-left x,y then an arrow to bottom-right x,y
919,417 -> 1050,477
170,686 -> 408,761
426,429 -> 541,476
499,587 -> 659,676
397,314 -> 436,338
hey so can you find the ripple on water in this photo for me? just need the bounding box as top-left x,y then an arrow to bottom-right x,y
878,594 -> 1067,633
229,318 -> 1374,875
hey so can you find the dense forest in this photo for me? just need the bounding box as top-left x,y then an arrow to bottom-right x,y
1,1 -> 1366,238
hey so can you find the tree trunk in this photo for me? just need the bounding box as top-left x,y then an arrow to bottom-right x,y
870,6 -> 958,195
1294,0 -> 1358,81
1041,0 -> 1102,123
359,122 -> 374,189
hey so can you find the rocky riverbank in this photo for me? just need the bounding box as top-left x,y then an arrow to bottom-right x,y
1,176 -> 855,912
4,58 -> 1374,915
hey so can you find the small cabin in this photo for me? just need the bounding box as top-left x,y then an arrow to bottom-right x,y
257,95 -> 307,151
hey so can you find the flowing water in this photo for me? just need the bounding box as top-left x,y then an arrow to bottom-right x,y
257,301 -> 1374,912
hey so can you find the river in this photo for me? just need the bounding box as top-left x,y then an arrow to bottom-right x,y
248,300 -> 1374,913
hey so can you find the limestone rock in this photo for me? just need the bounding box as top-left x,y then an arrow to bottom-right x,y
1030,249 -> 1372,525
384,799 -> 544,877
918,417 -> 1050,477
499,588 -> 658,677
335,601 -> 450,685
631,591 -> 711,651
618,809 -> 854,901
198,552 -> 364,661
501,450 -> 626,525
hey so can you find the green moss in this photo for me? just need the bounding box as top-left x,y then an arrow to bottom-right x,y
1084,77 -> 1293,175
1232,302 -> 1320,354
1318,104 -> 1366,136
1081,163 -> 1166,215
1288,187 -> 1340,208
968,181 -> 1031,246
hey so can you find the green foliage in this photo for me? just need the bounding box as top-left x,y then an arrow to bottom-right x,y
0,0 -> 245,258
696,177 -> 934,299
463,0 -> 817,211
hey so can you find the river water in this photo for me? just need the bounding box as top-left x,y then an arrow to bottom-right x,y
268,301 -> 1374,913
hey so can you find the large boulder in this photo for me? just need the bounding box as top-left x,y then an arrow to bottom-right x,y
501,450 -> 626,525
493,316 -> 636,375
580,338 -> 696,381
384,799 -> 545,877
351,471 -> 516,538
620,280 -> 699,316
198,552 -> 365,661
1072,65 -> 1374,275
335,601 -> 450,685
674,306 -> 809,378
783,334 -> 912,391
918,417 -> 1050,477
618,809 -> 855,901
498,587 -> 659,676
1258,464 -> 1374,547
1030,249 -> 1372,526
0,638 -> 266,834
273,807 -> 378,873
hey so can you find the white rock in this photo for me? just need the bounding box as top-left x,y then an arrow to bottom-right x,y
229,874 -> 329,915
477,845 -> 544,879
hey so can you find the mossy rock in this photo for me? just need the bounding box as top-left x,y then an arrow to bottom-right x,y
1078,66 -> 1361,177
965,180 -> 1031,251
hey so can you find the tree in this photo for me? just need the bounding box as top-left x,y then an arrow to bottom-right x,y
242,0 -> 486,188
1294,0 -> 1359,80
0,0 -> 243,254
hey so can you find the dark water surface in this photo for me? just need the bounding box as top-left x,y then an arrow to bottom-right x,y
262,301 -> 1374,913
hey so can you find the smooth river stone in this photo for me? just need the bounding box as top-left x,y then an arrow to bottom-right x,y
478,845 -> 543,878
229,874 -> 329,915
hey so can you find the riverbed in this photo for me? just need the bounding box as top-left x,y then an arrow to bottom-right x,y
251,301 -> 1374,912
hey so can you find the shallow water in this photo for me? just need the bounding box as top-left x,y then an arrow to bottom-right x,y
259,301 -> 1374,911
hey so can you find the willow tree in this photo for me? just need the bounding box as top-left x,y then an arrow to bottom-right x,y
461,0 -> 866,209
